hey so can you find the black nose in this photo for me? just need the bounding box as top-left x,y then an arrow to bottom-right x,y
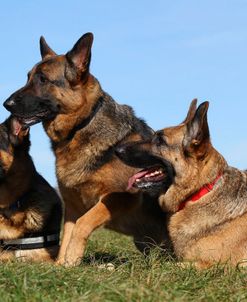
115,145 -> 127,158
4,98 -> 16,111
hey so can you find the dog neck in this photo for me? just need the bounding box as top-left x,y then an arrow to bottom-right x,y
43,76 -> 104,144
159,148 -> 227,212
64,96 -> 104,142
178,174 -> 222,211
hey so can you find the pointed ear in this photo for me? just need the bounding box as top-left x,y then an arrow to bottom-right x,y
183,102 -> 210,155
66,33 -> 93,72
40,36 -> 57,59
182,98 -> 198,124
9,118 -> 29,146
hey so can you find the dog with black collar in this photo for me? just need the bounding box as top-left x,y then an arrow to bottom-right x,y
0,116 -> 62,262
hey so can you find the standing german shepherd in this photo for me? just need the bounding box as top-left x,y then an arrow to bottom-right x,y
116,99 -> 247,268
4,33 -> 168,266
0,117 -> 62,261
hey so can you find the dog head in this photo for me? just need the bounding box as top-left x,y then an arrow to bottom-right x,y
3,33 -> 98,131
0,117 -> 30,181
115,139 -> 175,196
116,99 -> 226,211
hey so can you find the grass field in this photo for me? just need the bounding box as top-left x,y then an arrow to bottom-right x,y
1,229 -> 247,302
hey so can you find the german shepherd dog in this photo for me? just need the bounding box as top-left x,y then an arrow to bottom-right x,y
0,117 -> 62,262
4,33 -> 168,266
116,99 -> 247,268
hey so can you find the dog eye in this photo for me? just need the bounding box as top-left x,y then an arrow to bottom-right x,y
39,74 -> 48,84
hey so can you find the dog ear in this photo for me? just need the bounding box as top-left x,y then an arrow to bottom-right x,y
66,33 -> 94,72
9,117 -> 30,146
182,98 -> 197,124
40,36 -> 57,59
183,102 -> 210,156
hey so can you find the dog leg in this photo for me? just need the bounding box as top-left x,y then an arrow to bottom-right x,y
63,192 -> 139,267
56,204 -> 81,265
56,222 -> 75,265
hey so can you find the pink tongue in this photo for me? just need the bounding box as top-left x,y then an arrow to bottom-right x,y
12,118 -> 22,136
127,170 -> 149,190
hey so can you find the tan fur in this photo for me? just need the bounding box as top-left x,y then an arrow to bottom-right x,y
4,34 -> 167,267
134,100 -> 247,268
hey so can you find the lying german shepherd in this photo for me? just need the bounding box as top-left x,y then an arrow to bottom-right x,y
0,117 -> 62,261
116,99 -> 247,268
4,33 -> 168,266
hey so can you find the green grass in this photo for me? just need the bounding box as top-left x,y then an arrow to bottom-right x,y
0,229 -> 246,302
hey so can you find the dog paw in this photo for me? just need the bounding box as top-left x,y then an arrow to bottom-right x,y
55,256 -> 81,267
63,257 -> 82,268
55,258 -> 65,266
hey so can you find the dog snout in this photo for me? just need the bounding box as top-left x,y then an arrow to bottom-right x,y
4,98 -> 16,111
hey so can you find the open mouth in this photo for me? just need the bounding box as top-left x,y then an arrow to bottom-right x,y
128,166 -> 167,190
115,141 -> 175,194
15,111 -> 54,128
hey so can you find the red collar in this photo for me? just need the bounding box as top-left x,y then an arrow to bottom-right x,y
178,174 -> 222,211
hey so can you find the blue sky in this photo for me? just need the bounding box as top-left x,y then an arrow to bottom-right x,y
0,0 -> 247,186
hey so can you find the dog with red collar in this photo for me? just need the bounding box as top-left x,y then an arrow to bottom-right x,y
116,99 -> 247,269
0,117 -> 62,262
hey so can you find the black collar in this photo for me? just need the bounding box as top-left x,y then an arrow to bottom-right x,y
1,232 -> 60,250
65,96 -> 104,142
